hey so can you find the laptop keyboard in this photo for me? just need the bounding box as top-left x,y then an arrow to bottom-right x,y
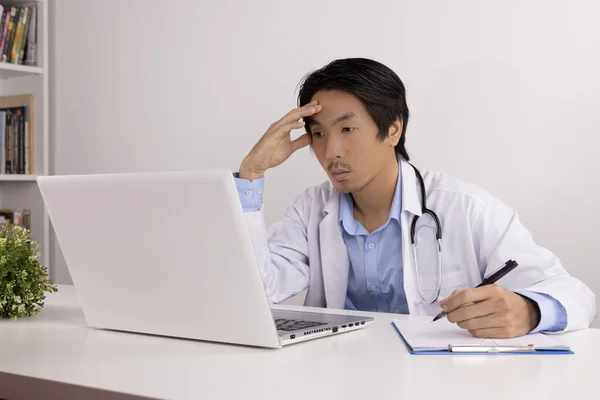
274,318 -> 326,332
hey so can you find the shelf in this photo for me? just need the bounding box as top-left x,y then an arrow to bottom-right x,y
0,63 -> 43,79
0,174 -> 39,181
3,0 -> 45,6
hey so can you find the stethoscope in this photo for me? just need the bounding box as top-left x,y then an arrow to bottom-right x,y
408,163 -> 443,304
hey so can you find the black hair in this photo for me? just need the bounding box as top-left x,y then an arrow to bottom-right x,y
297,58 -> 410,161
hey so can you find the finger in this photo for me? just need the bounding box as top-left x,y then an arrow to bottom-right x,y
271,104 -> 322,131
468,326 -> 521,339
446,298 -> 497,323
278,102 -> 319,124
454,310 -> 505,331
285,104 -> 321,123
441,285 -> 498,313
291,133 -> 312,152
270,120 -> 306,140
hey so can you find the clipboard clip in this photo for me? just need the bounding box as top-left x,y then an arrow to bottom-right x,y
448,339 -> 535,353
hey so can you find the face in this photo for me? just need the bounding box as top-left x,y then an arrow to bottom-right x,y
307,90 -> 401,194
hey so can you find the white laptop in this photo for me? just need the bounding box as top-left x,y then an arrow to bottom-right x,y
37,169 -> 373,348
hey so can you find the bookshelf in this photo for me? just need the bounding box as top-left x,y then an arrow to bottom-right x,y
0,1 -> 49,273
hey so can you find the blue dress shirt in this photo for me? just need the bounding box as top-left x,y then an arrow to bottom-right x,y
233,172 -> 567,333
339,175 -> 409,314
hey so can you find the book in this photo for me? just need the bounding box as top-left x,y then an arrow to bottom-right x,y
0,5 -> 37,66
0,208 -> 31,229
10,5 -> 28,64
2,6 -> 17,63
0,8 -> 11,57
0,94 -> 35,174
24,4 -> 36,66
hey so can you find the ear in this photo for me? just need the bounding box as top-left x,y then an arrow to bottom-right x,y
386,119 -> 403,147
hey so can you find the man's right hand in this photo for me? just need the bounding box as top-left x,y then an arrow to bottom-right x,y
239,101 -> 322,181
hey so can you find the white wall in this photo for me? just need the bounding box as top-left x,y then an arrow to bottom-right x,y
50,0 -> 600,326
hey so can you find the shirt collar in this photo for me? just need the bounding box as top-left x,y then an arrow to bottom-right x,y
339,159 -> 403,234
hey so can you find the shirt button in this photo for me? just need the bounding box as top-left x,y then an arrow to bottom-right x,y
245,190 -> 252,197
257,188 -> 262,195
368,243 -> 375,250
370,284 -> 377,291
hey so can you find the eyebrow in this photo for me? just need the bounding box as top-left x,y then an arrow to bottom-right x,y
307,112 -> 356,128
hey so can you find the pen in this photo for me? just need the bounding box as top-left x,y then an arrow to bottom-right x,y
431,259 -> 519,322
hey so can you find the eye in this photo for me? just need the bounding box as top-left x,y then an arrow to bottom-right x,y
312,131 -> 324,138
342,127 -> 356,133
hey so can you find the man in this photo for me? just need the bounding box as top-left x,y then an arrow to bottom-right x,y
234,58 -> 595,338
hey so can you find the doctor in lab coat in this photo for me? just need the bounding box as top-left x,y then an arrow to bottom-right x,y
234,58 -> 596,338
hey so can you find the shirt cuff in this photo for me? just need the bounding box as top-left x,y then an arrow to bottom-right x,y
233,172 -> 264,212
514,290 -> 568,333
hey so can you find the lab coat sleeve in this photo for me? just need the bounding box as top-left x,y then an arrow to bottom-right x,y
243,195 -> 311,304
472,198 -> 596,333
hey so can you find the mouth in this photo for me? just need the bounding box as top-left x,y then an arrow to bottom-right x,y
330,170 -> 350,181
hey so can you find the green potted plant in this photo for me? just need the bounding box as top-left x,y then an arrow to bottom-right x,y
0,225 -> 57,319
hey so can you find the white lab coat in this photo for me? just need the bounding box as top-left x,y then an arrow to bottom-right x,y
244,159 -> 596,332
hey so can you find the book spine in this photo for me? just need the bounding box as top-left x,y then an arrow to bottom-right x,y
24,5 -> 36,66
0,8 -> 13,60
23,106 -> 28,174
23,209 -> 31,229
0,8 -> 7,51
3,111 -> 7,174
12,109 -> 17,174
18,6 -> 31,65
18,108 -> 24,174
12,109 -> 18,174
11,109 -> 16,174
11,7 -> 27,64
2,7 -> 17,63
0,110 -> 4,174
6,109 -> 12,173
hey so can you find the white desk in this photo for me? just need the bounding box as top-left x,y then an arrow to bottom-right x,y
0,285 -> 597,400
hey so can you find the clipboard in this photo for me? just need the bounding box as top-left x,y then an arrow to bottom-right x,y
392,318 -> 573,355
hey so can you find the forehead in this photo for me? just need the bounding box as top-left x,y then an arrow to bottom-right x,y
310,90 -> 368,123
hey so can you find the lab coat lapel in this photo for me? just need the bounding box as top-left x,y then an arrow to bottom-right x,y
319,191 -> 349,309
400,159 -> 422,218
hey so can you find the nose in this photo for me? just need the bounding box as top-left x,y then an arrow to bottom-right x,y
324,132 -> 345,160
